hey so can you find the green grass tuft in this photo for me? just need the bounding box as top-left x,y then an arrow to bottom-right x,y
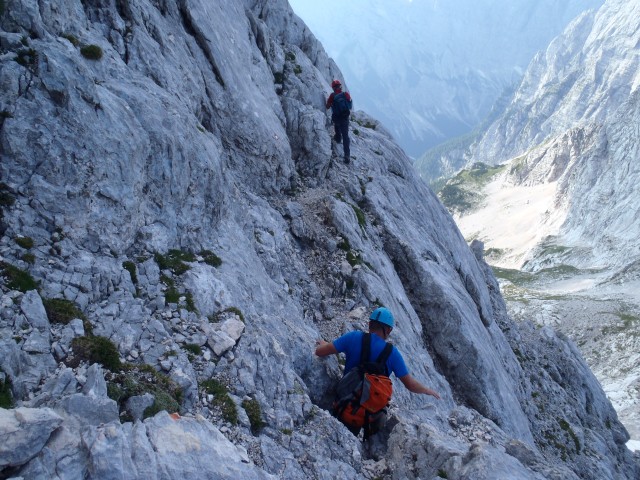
0,370 -> 13,409
71,336 -> 121,371
242,398 -> 265,434
183,343 -> 202,356
43,298 -> 92,333
80,44 -> 103,60
0,261 -> 38,292
209,306 -> 245,323
143,390 -> 180,419
0,183 -> 15,207
202,379 -> 238,425
123,261 -> 138,284
351,204 -> 366,228
61,33 -> 80,46
14,236 -> 34,249
337,237 -> 351,252
21,253 -> 35,264
107,364 -> 182,419
15,48 -> 37,67
155,249 -> 195,275
200,250 -> 222,268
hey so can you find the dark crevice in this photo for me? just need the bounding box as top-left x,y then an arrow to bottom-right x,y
178,3 -> 225,88
114,0 -> 132,64
382,232 -> 499,425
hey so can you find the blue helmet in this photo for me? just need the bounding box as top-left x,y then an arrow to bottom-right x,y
369,307 -> 394,328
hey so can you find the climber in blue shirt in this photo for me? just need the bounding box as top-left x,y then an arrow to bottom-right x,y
316,307 -> 440,438
316,307 -> 440,398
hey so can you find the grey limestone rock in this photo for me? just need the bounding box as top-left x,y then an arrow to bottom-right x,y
0,407 -> 63,469
125,393 -> 155,422
19,290 -> 50,331
82,363 -> 108,398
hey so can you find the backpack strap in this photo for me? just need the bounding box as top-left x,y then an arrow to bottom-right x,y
375,342 -> 393,366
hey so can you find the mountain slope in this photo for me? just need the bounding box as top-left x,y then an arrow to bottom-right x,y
440,0 -> 640,453
0,0 -> 637,479
454,0 -> 640,272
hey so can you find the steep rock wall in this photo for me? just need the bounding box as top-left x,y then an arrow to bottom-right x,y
0,0 -> 637,479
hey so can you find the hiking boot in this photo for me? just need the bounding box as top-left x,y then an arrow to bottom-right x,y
333,134 -> 342,144
344,156 -> 350,164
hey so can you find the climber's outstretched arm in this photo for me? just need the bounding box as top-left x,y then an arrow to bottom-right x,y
399,374 -> 441,399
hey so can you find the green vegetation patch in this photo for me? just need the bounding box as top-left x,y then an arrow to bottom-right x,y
351,204 -> 366,229
346,250 -> 363,267
0,183 -> 16,207
183,343 -> 202,356
437,162 -> 506,215
123,261 -> 138,284
43,298 -> 84,324
209,306 -> 245,323
15,48 -> 37,68
43,297 -> 93,334
202,379 -> 238,425
285,51 -> 296,61
14,236 -> 33,249
0,0 -> 5,16
0,262 -> 38,292
242,398 -> 265,434
61,33 -> 80,46
80,44 -> 103,60
601,310 -> 640,337
107,364 -> 182,419
337,237 -> 351,252
200,249 -> 222,268
558,418 -> 581,454
0,370 -> 13,409
70,335 -> 122,371
491,266 -> 535,285
155,249 -> 195,275
160,275 -> 196,312
438,183 -> 479,214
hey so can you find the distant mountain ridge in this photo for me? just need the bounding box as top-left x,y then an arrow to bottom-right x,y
290,0 -> 603,157
453,0 -> 640,273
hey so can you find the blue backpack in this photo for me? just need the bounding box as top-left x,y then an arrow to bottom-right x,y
331,92 -> 352,118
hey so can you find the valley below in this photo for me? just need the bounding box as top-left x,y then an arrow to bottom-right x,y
493,265 -> 640,452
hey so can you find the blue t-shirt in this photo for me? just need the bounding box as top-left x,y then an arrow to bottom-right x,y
333,331 -> 409,378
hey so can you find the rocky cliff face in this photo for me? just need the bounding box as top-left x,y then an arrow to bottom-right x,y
0,1 -> 637,479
